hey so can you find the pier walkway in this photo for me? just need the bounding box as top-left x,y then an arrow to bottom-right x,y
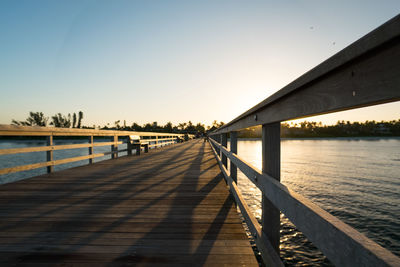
0,140 -> 258,266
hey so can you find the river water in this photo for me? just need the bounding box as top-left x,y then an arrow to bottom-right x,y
235,138 -> 400,265
0,138 -> 399,265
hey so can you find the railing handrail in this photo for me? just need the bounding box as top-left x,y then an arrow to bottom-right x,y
213,14 -> 400,134
209,137 -> 400,266
0,124 -> 188,137
209,14 -> 400,266
0,125 -> 195,177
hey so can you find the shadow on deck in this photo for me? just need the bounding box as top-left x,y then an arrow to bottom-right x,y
0,139 -> 258,266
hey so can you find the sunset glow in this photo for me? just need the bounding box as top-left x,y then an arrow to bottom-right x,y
1,1 -> 399,127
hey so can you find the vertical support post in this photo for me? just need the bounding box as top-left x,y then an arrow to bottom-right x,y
144,144 -> 149,153
215,135 -> 220,155
156,136 -> 158,148
230,131 -> 238,184
136,143 -> 141,155
221,133 -> 227,168
46,135 -> 53,173
111,135 -> 118,159
127,136 -> 132,156
261,122 -> 281,254
88,136 -> 94,164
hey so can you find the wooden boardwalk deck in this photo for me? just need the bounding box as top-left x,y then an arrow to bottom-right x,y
0,140 -> 258,266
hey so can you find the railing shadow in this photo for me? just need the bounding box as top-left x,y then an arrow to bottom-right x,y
0,141 -> 208,264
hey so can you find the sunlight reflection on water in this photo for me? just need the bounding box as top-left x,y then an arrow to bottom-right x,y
233,138 -> 400,266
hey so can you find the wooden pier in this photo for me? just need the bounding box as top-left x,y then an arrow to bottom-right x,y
0,139 -> 258,266
1,14 -> 400,267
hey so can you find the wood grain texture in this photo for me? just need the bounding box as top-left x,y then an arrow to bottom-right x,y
261,123 -> 280,253
0,153 -> 109,175
209,140 -> 283,266
230,132 -> 238,184
221,133 -> 227,168
0,141 -> 123,156
209,138 -> 400,267
0,125 -> 189,137
0,140 -> 258,266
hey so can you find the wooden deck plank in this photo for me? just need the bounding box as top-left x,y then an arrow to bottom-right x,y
0,140 -> 258,266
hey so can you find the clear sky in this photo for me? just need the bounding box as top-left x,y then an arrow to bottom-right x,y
1,0 -> 399,127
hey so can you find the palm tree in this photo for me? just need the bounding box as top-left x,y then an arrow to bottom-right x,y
51,113 -> 71,128
12,112 -> 48,127
77,111 -> 83,128
72,113 -> 77,128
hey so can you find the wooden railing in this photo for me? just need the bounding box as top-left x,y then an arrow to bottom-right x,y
0,125 -> 194,176
209,14 -> 400,266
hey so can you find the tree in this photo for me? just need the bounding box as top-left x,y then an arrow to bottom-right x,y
207,120 -> 225,132
12,112 -> 48,127
51,113 -> 71,128
72,113 -> 77,128
114,120 -> 121,129
77,111 -> 83,128
195,123 -> 205,134
143,123 -> 152,132
185,121 -> 196,133
178,122 -> 187,131
163,122 -> 173,133
131,123 -> 142,131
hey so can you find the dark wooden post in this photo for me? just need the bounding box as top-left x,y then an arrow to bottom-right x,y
88,136 -> 94,163
111,135 -> 118,159
46,135 -> 53,173
215,135 -> 220,155
127,136 -> 132,156
136,144 -> 141,155
261,122 -> 281,254
230,131 -> 238,183
221,133 -> 227,168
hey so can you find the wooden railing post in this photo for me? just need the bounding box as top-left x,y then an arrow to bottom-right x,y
136,143 -> 141,155
46,135 -> 53,173
127,136 -> 132,156
88,136 -> 94,163
230,131 -> 238,184
261,122 -> 281,254
221,133 -> 227,168
111,135 -> 118,159
215,135 -> 220,155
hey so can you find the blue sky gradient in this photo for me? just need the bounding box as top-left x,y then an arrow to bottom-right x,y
1,0 -> 399,127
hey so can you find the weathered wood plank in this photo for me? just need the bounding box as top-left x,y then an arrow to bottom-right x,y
0,252 -> 257,266
0,139 -> 258,266
230,131 -> 238,183
261,123 -> 280,253
210,138 -> 400,266
0,153 -> 108,175
0,124 -> 187,137
209,137 -> 283,266
0,142 -> 123,156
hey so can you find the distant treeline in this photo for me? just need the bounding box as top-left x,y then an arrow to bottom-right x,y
237,120 -> 400,138
11,111 -> 225,135
12,111 -> 84,128
99,120 -> 224,135
103,120 -> 210,135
